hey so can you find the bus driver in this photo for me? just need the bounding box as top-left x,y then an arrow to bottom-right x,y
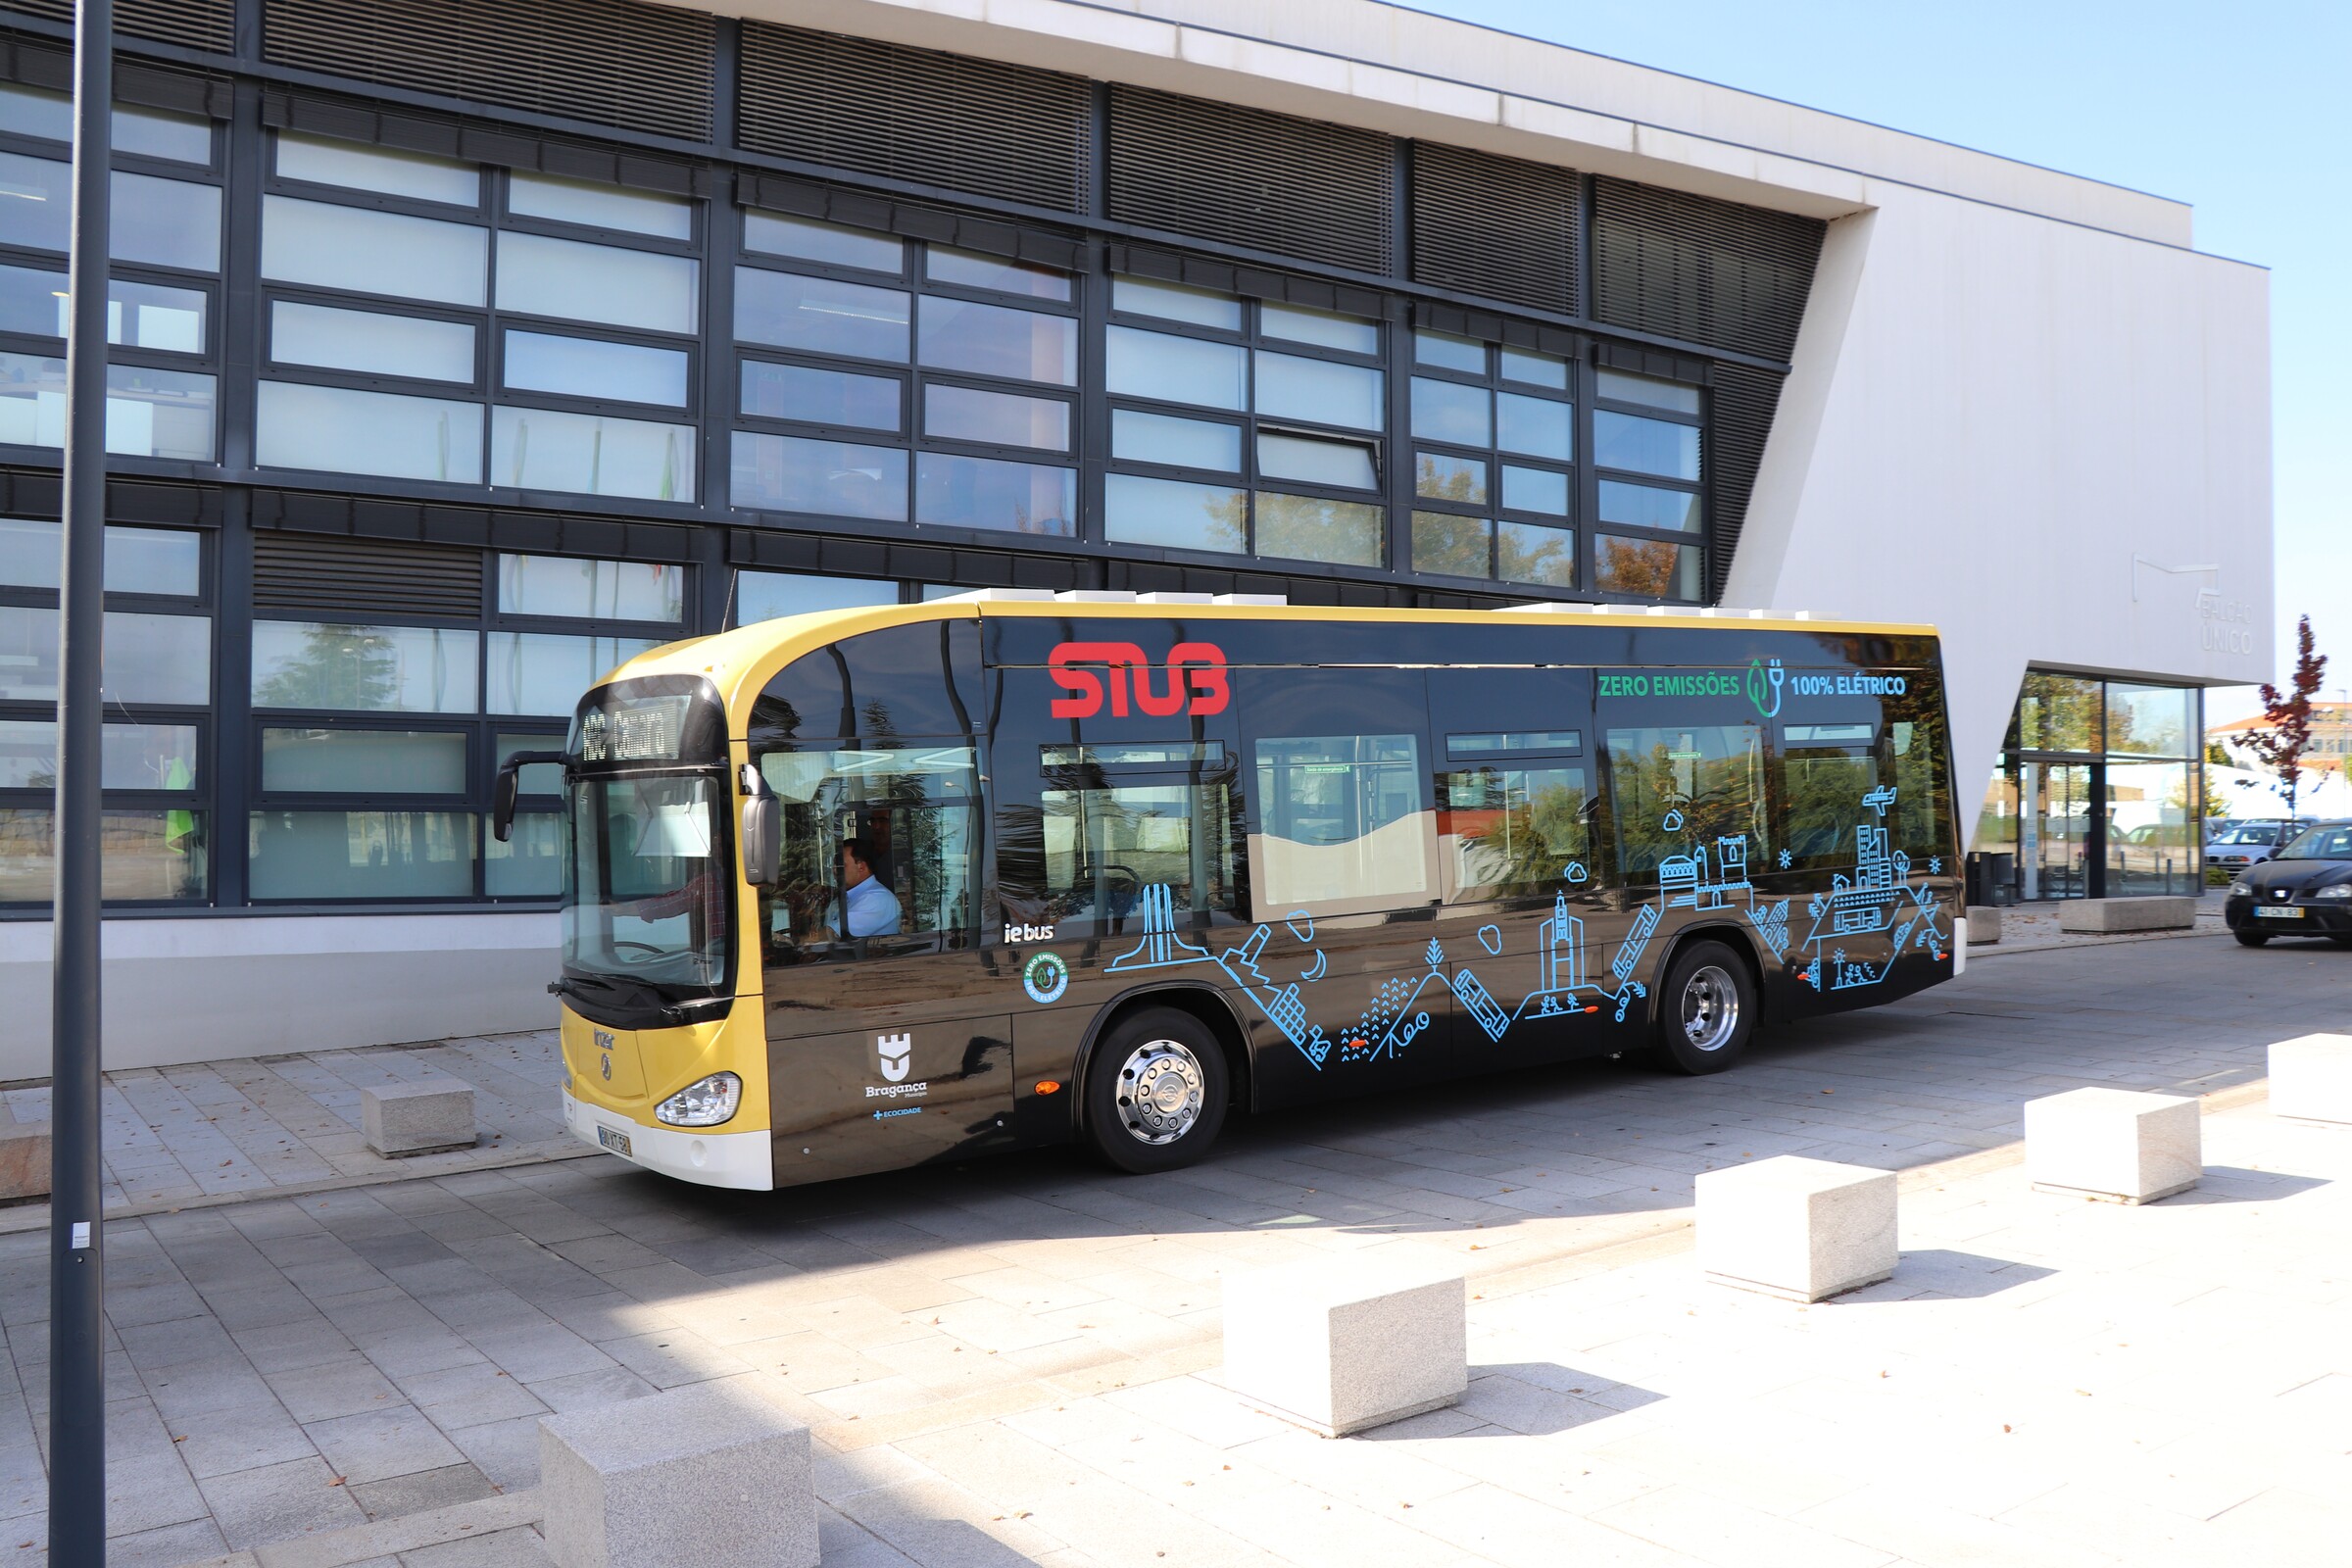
827,836 -> 903,940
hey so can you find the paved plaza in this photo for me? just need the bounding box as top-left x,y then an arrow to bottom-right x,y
2,924 -> 2348,1565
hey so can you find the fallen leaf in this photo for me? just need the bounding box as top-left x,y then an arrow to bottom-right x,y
327,1475 -> 346,1487
2002,1424 -> 2012,1434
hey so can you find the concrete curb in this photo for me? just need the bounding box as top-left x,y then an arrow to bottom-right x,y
1970,922 -> 2230,958
176,1489 -> 546,1568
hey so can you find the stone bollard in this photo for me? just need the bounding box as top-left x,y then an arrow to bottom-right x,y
540,1375 -> 816,1568
1695,1155 -> 1897,1302
1222,1245 -> 1466,1437
2056,896 -> 2195,934
1966,906 -> 2002,945
361,1079 -> 478,1157
2269,1033 -> 2352,1125
0,1122 -> 51,1202
2025,1088 -> 2201,1203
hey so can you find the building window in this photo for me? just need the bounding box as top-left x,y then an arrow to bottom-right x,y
244,545 -> 685,904
255,128 -> 703,505
1405,329 -> 1576,589
0,515 -> 213,905
1103,275 -> 1385,567
730,214 -> 1078,538
0,86 -> 221,465
1591,369 -> 1705,602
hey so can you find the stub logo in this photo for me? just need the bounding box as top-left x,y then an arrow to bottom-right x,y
1048,641 -> 1229,718
876,1032 -> 912,1083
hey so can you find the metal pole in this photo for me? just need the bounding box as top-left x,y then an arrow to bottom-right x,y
49,0 -> 111,1560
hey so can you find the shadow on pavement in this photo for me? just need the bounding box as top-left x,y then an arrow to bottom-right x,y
2163,1166 -> 2329,1203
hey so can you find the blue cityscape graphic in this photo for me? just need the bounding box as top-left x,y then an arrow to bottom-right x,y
1066,789 -> 1949,1069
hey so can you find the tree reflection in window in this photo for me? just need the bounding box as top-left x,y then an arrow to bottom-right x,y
1605,724 -> 1768,876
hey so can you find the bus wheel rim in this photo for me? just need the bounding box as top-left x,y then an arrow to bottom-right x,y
1115,1039 -> 1205,1145
1681,964 -> 1740,1052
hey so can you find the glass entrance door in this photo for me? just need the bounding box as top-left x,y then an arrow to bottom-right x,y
2020,761 -> 2093,900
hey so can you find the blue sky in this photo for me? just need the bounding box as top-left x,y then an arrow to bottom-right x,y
1416,0 -> 2343,722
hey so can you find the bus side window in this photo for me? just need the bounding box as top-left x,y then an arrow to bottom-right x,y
756,743 -> 979,960
1885,668 -> 1955,864
1242,668 -> 1437,920
1437,758 -> 1591,901
1251,732 -> 1434,917
1780,719 -> 1879,872
1602,718 -> 1772,881
1018,742 -> 1243,935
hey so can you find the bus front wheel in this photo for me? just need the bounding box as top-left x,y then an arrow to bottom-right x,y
1655,940 -> 1757,1075
1083,1006 -> 1230,1174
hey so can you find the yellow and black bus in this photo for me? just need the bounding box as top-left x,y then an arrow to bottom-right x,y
499,594 -> 1961,1190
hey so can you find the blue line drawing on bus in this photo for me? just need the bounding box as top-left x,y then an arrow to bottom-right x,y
1093,785 -> 1946,1064
1791,787 -> 1951,992
1660,836 -> 1750,909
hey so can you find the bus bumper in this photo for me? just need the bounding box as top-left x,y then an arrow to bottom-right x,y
560,1088 -> 774,1191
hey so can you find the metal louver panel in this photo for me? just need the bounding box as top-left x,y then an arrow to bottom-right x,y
739,23 -> 1091,215
0,0 -> 233,53
264,0 -> 715,142
1592,178 -> 1824,363
1705,362 -> 1784,603
254,531 -> 484,619
1108,85 -> 1395,276
1409,142 -> 1576,316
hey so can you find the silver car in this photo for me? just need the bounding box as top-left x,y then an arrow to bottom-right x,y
2208,820 -> 2307,871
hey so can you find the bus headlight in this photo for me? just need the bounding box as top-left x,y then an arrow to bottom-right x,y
655,1072 -> 742,1127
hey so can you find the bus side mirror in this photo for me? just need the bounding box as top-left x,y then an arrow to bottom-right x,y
741,766 -> 779,885
493,751 -> 565,844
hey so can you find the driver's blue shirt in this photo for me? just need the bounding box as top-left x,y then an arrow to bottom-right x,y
830,875 -> 903,938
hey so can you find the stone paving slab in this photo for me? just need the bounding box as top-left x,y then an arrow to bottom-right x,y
2,927 -> 2348,1562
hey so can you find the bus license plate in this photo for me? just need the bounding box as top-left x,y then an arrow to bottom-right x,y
596,1124 -> 634,1156
2255,906 -> 2304,919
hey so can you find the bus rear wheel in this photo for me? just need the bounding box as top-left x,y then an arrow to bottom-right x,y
1655,940 -> 1757,1075
1083,1006 -> 1230,1174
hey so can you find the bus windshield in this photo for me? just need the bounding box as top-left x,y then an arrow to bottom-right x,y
562,772 -> 731,997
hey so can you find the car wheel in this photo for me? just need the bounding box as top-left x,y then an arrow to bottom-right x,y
1655,940 -> 1757,1075
1082,1005 -> 1230,1174
2234,930 -> 2271,948
2329,935 -> 2352,950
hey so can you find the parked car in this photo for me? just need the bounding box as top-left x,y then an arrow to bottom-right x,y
2207,820 -> 2307,872
2226,821 -> 2352,947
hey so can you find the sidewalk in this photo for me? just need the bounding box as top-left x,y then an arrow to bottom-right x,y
0,1033 -> 581,1231
3,921 -> 2341,1565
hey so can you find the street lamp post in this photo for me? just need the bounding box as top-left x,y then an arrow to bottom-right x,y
49,0 -> 113,1561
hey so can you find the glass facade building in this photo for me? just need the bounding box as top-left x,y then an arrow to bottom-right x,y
1972,672 -> 2206,903
0,0 -> 1828,916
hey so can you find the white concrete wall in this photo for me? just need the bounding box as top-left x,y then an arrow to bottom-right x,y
1727,187 -> 2273,844
0,914 -> 561,1080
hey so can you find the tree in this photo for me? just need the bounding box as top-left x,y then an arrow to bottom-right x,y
2242,614 -> 2328,817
